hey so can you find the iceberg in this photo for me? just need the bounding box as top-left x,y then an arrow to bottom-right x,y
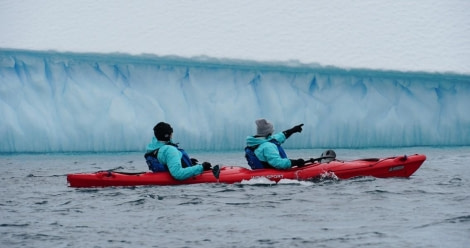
1,49 -> 469,152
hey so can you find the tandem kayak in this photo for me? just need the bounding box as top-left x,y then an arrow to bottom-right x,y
67,154 -> 426,188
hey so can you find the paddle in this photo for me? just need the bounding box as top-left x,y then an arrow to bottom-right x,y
304,150 -> 337,165
212,165 -> 220,180
106,166 -> 124,172
102,166 -> 150,175
302,155 -> 336,165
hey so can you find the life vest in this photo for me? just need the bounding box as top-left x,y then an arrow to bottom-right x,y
144,143 -> 193,172
245,139 -> 287,169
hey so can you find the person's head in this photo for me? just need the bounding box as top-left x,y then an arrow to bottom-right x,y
255,118 -> 274,137
153,122 -> 173,141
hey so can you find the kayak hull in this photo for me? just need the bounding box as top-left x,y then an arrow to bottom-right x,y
67,154 -> 426,188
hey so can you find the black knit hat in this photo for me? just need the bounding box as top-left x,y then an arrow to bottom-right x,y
153,122 -> 173,141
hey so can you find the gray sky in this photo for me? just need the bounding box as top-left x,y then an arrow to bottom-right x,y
1,0 -> 469,74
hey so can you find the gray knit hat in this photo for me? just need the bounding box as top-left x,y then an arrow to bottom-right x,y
256,119 -> 274,136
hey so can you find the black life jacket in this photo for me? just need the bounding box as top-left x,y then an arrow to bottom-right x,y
245,139 -> 287,170
144,143 -> 193,172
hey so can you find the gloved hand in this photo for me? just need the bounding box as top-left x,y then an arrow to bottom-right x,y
290,158 -> 305,167
283,123 -> 304,138
292,124 -> 304,133
202,162 -> 212,171
190,158 -> 199,165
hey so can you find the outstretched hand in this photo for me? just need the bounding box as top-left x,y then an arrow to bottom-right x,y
292,123 -> 304,133
283,123 -> 305,138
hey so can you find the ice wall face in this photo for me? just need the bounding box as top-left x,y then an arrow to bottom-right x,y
1,49 -> 469,152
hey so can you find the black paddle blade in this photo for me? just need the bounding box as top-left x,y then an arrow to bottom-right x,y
212,165 -> 220,179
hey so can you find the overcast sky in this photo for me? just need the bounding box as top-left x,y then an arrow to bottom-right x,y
1,0 -> 469,74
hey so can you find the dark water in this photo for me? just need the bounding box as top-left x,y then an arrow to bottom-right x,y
1,147 -> 469,248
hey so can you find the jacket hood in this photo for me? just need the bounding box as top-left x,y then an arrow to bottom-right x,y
246,135 -> 270,147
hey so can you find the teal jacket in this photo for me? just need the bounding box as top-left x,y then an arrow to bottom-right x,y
146,137 -> 203,180
245,132 -> 292,169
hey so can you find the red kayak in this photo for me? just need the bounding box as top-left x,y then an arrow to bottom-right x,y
67,154 -> 426,188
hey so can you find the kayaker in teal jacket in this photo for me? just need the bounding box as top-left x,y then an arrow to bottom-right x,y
245,119 -> 305,170
145,122 -> 212,180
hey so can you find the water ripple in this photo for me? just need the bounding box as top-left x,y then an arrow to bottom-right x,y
1,148 -> 469,248
415,215 -> 470,228
0,223 -> 29,227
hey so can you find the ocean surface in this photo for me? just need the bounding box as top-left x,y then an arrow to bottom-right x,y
1,146 -> 469,248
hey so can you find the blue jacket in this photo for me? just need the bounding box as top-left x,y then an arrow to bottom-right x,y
245,132 -> 292,169
146,137 -> 203,180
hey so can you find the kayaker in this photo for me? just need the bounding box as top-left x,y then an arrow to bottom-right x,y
245,118 -> 305,170
145,122 -> 212,180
